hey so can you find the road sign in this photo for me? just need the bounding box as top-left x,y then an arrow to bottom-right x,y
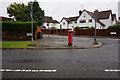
110,32 -> 117,35
27,33 -> 32,36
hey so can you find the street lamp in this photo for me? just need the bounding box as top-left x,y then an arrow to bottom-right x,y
94,17 -> 97,44
29,2 -> 34,45
47,23 -> 49,37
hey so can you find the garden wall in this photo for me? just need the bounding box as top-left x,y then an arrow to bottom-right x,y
2,31 -> 32,41
74,29 -> 120,37
41,29 -> 71,35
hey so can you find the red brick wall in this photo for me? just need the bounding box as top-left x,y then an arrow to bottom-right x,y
41,29 -> 71,35
74,29 -> 120,37
2,31 -> 32,41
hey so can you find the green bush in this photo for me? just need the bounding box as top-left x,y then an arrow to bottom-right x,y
85,27 -> 89,29
108,24 -> 120,29
2,21 -> 37,32
51,27 -> 56,30
82,26 -> 94,29
75,26 -> 82,30
90,26 -> 95,29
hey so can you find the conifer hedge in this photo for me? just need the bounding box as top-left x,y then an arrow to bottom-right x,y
108,24 -> 120,29
2,21 -> 37,32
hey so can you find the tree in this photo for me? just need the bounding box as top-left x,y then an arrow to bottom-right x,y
31,0 -> 45,26
7,2 -> 27,21
7,0 -> 45,26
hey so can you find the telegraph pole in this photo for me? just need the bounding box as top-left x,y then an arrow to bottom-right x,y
47,23 -> 49,37
30,2 -> 34,45
94,17 -> 97,44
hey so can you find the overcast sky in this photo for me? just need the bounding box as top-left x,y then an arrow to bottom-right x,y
0,0 -> 120,21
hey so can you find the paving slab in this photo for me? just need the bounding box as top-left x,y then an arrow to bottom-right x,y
34,35 -> 102,49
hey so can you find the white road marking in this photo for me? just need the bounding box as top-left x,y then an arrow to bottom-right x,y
21,69 -> 26,72
31,70 -> 39,72
0,69 -> 5,72
14,69 -> 21,72
0,69 -> 57,73
105,69 -> 120,72
5,69 -> 12,72
25,70 -> 31,72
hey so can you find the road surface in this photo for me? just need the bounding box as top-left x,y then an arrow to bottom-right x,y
2,37 -> 120,78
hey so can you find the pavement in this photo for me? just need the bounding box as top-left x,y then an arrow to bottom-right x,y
34,34 -> 102,50
2,34 -> 102,50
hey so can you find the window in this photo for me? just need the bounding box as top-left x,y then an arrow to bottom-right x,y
54,23 -> 56,26
63,22 -> 65,25
51,24 -> 53,26
88,19 -> 92,22
84,13 -> 86,17
80,19 -> 86,23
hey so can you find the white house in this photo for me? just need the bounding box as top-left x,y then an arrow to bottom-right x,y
42,16 -> 60,29
60,16 -> 79,29
61,9 -> 116,29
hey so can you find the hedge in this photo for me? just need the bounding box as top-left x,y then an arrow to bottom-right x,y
75,26 -> 82,30
86,26 -> 95,29
2,21 -> 37,32
108,24 -> 120,29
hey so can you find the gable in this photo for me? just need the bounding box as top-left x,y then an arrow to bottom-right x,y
79,11 -> 93,19
78,10 -> 105,26
61,16 -> 79,23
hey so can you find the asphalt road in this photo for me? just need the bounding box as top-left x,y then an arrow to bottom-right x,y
2,37 -> 120,78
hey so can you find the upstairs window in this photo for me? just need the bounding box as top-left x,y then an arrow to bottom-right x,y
84,13 -> 86,17
88,19 -> 92,22
51,24 -> 53,26
70,22 -> 73,24
63,22 -> 65,25
80,19 -> 86,23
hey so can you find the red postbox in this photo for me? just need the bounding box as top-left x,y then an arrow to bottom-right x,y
68,30 -> 73,46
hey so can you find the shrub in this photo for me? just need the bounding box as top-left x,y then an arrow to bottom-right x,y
90,26 -> 95,29
51,27 -> 56,30
85,26 -> 95,29
2,21 -> 37,32
75,26 -> 82,29
86,27 -> 90,29
108,24 -> 120,29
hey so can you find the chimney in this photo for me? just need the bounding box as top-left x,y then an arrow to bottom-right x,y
94,9 -> 99,13
79,10 -> 82,16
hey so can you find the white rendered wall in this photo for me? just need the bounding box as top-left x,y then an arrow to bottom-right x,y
68,21 -> 77,29
100,14 -> 113,29
43,23 -> 60,29
61,19 -> 68,29
77,11 -> 102,29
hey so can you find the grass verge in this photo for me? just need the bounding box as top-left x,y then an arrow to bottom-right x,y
1,41 -> 38,48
